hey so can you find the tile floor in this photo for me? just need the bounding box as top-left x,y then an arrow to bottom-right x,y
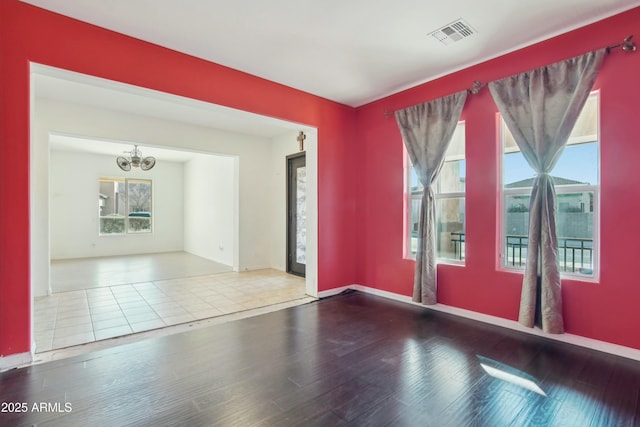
34,269 -> 308,352
51,251 -> 233,292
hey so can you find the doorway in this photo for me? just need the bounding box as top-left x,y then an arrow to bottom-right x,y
30,65 -> 321,353
287,152 -> 306,277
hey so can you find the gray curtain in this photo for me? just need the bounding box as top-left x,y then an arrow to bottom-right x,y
488,49 -> 605,333
395,91 -> 467,304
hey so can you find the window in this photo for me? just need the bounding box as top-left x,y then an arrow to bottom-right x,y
500,93 -> 599,277
99,178 -> 152,235
406,122 -> 465,261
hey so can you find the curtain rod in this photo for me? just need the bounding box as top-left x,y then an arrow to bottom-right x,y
470,35 -> 637,94
383,80 -> 484,117
606,35 -> 636,53
383,34 -> 636,118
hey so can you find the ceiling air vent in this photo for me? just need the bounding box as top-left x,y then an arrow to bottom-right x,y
430,19 -> 476,46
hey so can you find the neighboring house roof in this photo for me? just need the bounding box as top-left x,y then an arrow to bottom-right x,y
505,176 -> 588,188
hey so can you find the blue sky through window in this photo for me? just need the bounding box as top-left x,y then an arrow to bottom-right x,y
504,142 -> 598,186
409,143 -> 597,189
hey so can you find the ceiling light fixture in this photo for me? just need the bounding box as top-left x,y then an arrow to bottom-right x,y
116,145 -> 156,171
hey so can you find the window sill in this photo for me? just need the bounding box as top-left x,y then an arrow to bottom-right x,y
404,256 -> 465,267
99,232 -> 154,237
437,259 -> 465,267
498,265 -> 599,284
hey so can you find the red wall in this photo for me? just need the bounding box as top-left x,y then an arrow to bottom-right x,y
1,1 -> 639,359
355,7 -> 640,350
0,1 -> 358,357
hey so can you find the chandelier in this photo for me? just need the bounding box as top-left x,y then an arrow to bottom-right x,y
116,145 -> 156,171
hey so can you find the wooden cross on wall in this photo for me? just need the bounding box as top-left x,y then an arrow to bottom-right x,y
297,131 -> 306,152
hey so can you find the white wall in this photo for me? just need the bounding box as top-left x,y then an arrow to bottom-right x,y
30,91 -> 318,296
50,150 -> 184,259
32,96 -> 304,295
267,129 -> 319,299
268,132 -> 302,271
184,155 -> 236,266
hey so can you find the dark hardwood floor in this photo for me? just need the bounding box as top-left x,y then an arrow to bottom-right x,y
2,290 -> 640,426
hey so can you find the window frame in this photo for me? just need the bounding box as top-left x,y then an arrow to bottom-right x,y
99,177 -> 153,236
498,92 -> 600,280
404,121 -> 466,264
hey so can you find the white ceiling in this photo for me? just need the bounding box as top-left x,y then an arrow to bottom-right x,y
34,65 -> 307,162
49,133 -> 202,163
21,0 -> 640,107
34,65 -> 304,139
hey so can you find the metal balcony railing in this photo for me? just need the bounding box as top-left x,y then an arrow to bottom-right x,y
450,232 -> 465,261
449,233 -> 593,274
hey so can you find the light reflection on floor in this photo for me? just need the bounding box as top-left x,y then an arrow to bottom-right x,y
477,355 -> 547,396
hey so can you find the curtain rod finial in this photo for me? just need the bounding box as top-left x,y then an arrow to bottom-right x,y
607,35 -> 636,53
622,35 -> 637,52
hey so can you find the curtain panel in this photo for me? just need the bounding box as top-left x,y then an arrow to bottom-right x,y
395,91 -> 467,304
488,49 -> 605,333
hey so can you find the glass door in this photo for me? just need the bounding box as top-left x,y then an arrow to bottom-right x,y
286,153 -> 306,277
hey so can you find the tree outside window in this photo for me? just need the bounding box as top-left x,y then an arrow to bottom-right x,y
99,178 -> 152,235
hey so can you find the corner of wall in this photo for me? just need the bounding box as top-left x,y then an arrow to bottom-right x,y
0,352 -> 33,372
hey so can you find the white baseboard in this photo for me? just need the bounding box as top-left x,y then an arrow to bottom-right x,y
340,284 -> 640,362
0,352 -> 32,372
239,265 -> 271,272
318,286 -> 352,298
